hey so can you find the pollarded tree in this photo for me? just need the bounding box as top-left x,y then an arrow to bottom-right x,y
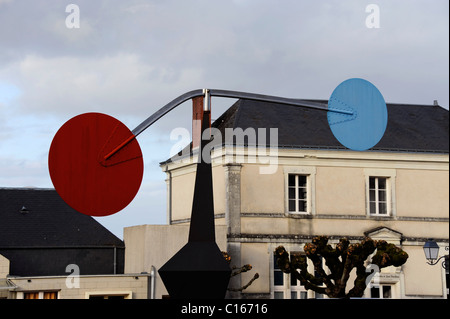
275,236 -> 408,298
222,251 -> 259,292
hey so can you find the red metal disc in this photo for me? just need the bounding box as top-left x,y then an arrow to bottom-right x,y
48,113 -> 143,217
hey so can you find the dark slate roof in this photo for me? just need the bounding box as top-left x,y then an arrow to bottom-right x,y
161,99 -> 448,165
0,188 -> 124,248
213,99 -> 449,153
212,99 -> 342,150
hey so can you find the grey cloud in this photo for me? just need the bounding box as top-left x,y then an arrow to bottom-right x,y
1,0 -> 448,233
2,1 -> 448,110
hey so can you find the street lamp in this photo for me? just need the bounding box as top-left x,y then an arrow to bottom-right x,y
423,239 -> 449,269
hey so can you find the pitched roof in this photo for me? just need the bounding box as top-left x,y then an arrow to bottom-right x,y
0,188 -> 124,248
212,99 -> 449,153
161,99 -> 448,165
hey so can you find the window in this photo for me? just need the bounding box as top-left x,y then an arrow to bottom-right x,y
273,255 -> 284,287
22,291 -> 58,299
89,295 -> 125,300
364,169 -> 396,217
284,167 -> 316,215
43,292 -> 58,299
273,253 -> 285,299
272,250 -> 308,299
24,292 -> 39,299
288,174 -> 308,213
289,253 -> 307,299
370,285 -> 392,299
85,291 -> 132,299
369,177 -> 389,215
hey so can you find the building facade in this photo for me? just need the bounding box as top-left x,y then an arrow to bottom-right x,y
3,99 -> 446,299
133,98 -> 449,299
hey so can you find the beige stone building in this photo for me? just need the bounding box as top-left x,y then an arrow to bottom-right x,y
125,98 -> 449,299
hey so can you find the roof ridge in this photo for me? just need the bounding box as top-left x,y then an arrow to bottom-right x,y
0,187 -> 55,191
386,102 -> 449,110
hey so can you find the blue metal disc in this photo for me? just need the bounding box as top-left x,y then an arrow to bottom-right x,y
327,78 -> 388,151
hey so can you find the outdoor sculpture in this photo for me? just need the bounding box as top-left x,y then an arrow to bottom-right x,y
158,110 -> 232,299
48,79 -> 388,298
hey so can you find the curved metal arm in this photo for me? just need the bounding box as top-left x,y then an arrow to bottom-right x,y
131,88 -> 353,137
210,89 -> 338,112
131,89 -> 204,137
103,89 -> 354,162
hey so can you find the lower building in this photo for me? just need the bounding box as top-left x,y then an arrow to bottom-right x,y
0,188 -> 156,299
1,254 -> 155,299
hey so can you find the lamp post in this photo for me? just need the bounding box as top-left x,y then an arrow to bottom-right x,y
423,239 -> 449,269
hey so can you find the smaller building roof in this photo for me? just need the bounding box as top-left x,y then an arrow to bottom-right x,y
0,188 -> 124,248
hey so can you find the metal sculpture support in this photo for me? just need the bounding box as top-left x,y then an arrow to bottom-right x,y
99,88 -> 357,163
158,110 -> 232,299
131,88 -> 353,137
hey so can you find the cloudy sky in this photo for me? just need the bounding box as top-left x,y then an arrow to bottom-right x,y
0,0 -> 448,239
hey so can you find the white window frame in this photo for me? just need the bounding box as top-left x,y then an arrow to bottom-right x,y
284,167 -> 316,215
288,252 -> 309,300
368,284 -> 395,299
271,247 -> 314,299
364,269 -> 403,299
364,169 -> 396,217
272,253 -> 287,299
288,175 -> 308,213
369,177 -> 389,216
85,291 -> 132,299
16,290 -> 59,299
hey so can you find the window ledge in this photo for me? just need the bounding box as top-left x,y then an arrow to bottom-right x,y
285,212 -> 313,219
367,215 -> 394,221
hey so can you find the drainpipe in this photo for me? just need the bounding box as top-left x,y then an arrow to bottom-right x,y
165,166 -> 172,224
150,266 -> 156,299
113,246 -> 117,274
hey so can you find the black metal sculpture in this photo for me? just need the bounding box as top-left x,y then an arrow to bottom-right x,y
158,110 -> 232,299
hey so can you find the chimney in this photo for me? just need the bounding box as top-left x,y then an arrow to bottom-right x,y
433,100 -> 439,106
192,90 -> 211,149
